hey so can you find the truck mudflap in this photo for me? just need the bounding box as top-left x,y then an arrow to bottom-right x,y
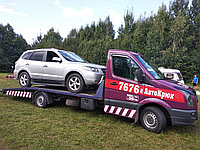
167,108 -> 198,126
104,105 -> 138,119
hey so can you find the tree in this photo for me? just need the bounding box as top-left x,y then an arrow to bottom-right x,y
116,10 -> 135,51
118,10 -> 135,37
63,28 -> 79,52
146,4 -> 171,65
170,0 -> 190,17
0,24 -> 27,72
131,15 -> 153,55
189,0 -> 200,79
32,28 -> 63,49
162,8 -> 193,81
0,0 -> 198,82
31,33 -> 42,48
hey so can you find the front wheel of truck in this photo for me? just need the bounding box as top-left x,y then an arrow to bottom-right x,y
140,106 -> 166,133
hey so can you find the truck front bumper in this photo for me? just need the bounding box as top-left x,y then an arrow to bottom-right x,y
167,108 -> 198,126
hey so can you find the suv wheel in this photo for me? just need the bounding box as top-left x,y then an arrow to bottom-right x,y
66,73 -> 84,93
19,72 -> 32,87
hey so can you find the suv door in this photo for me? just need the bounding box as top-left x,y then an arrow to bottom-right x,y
105,55 -> 145,116
42,51 -> 64,84
27,51 -> 46,80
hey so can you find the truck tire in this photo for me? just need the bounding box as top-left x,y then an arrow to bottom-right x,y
34,92 -> 48,108
66,73 -> 84,93
140,106 -> 166,133
19,72 -> 32,87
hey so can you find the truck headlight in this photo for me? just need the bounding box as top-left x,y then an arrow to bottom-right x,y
181,90 -> 193,107
83,66 -> 99,72
187,95 -> 193,107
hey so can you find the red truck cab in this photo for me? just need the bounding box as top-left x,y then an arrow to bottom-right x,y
104,49 -> 198,133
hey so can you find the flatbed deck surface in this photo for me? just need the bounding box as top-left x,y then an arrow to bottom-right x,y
2,83 -> 104,100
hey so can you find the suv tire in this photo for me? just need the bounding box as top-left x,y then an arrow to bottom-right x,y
66,73 -> 84,93
19,72 -> 32,87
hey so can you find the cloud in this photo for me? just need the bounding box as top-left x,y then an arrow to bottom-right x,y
108,9 -> 123,33
0,3 -> 27,17
54,0 -> 94,19
8,2 -> 17,6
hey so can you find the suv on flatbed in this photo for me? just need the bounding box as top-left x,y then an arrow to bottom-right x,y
14,48 -> 106,92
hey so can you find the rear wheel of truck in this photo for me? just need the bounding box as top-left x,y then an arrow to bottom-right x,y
34,92 -> 48,108
140,106 -> 166,133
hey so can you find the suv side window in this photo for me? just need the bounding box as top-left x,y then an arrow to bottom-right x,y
22,52 -> 32,59
46,51 -> 60,62
29,51 -> 45,61
112,55 -> 139,81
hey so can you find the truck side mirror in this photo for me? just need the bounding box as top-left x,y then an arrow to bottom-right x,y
135,68 -> 152,85
135,68 -> 143,82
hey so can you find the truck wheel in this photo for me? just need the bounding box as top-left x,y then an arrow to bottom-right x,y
140,106 -> 166,133
34,92 -> 47,108
19,72 -> 32,87
66,73 -> 84,93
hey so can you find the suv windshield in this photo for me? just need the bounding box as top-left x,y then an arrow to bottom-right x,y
59,51 -> 86,63
135,55 -> 165,80
177,72 -> 183,80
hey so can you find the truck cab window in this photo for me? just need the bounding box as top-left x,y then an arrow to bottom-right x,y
112,55 -> 139,81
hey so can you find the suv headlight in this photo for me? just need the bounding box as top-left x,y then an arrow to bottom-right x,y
83,66 -> 99,72
181,90 -> 193,107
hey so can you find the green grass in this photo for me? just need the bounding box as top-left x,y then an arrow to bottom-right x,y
0,73 -> 200,149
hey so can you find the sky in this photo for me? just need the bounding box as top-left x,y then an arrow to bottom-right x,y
0,0 -> 172,44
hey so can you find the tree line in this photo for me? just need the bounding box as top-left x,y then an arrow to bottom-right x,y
0,0 -> 199,82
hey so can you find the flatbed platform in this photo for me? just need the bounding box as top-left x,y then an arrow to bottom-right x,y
2,81 -> 104,101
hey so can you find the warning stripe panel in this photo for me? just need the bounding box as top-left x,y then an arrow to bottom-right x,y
104,105 -> 137,119
5,90 -> 32,98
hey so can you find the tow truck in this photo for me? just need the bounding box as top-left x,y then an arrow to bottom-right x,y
2,49 -> 198,133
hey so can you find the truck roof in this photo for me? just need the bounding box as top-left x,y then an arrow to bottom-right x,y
109,49 -> 138,55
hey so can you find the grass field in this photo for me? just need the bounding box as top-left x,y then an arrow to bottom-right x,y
0,73 -> 200,150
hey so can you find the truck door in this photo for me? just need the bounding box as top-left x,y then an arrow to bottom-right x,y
104,54 -> 144,118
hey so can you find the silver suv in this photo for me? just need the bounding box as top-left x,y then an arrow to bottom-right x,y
14,48 -> 106,92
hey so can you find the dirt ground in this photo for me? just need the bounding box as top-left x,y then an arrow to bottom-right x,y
0,141 -> 5,150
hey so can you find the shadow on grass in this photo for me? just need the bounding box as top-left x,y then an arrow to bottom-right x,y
3,94 -> 136,123
165,123 -> 199,134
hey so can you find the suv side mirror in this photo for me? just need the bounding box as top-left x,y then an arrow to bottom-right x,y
52,57 -> 62,62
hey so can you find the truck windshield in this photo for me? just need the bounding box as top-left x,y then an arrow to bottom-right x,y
59,51 -> 86,63
135,55 -> 165,80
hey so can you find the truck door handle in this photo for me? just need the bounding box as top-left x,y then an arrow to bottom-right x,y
110,82 -> 118,86
25,63 -> 29,66
43,65 -> 48,68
